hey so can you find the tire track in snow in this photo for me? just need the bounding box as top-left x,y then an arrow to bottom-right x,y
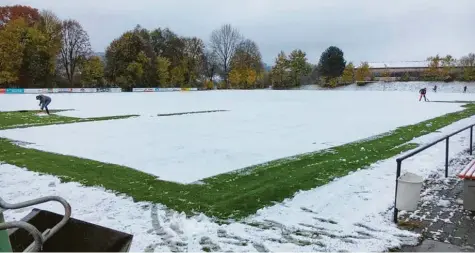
148,204 -> 188,252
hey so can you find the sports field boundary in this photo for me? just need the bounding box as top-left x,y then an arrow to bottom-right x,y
1,105 -> 475,219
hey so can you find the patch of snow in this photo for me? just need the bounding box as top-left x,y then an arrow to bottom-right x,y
437,199 -> 451,207
0,91 -> 469,183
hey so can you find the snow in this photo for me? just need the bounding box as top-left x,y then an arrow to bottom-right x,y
301,81 -> 475,94
2,113 -> 475,251
35,112 -> 49,117
2,86 -> 475,119
437,199 -> 451,207
0,91 -> 469,183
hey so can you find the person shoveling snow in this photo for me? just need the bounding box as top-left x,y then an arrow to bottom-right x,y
36,95 -> 51,115
419,88 -> 428,102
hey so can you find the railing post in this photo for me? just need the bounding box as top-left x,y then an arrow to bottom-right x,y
470,126 -> 473,155
394,159 -> 402,223
445,137 -> 449,178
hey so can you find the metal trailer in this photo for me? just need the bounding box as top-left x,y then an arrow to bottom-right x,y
0,196 -> 133,252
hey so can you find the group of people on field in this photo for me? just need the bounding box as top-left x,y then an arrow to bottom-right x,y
30,85 -> 472,114
419,85 -> 469,102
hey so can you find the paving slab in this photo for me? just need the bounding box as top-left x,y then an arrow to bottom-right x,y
396,154 -> 475,251
402,239 -> 473,252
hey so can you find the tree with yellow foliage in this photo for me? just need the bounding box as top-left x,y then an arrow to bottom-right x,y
228,68 -> 242,88
424,55 -> 443,81
341,62 -> 355,84
288,49 -> 311,87
441,55 -> 456,80
229,39 -> 263,89
270,51 -> 289,89
0,18 -> 26,85
203,79 -> 214,90
170,64 -> 186,87
245,68 -> 257,88
156,56 -> 170,87
355,62 -> 371,82
80,56 -> 105,86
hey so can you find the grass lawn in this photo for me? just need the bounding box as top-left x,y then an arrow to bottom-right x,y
1,105 -> 475,219
0,110 -> 138,130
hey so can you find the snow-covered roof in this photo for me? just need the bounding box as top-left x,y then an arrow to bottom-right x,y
368,61 -> 430,68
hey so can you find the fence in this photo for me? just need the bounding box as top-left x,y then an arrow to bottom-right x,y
393,123 -> 475,223
0,87 -> 200,94
0,88 -> 122,94
132,88 -> 198,92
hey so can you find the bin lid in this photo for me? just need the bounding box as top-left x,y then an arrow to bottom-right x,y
398,172 -> 423,184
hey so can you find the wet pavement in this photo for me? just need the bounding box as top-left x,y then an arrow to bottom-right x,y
395,164 -> 475,252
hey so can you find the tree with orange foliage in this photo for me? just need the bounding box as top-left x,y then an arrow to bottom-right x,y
0,5 -> 40,28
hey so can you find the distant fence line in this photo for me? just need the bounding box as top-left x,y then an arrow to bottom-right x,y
132,88 -> 198,92
0,87 -> 199,94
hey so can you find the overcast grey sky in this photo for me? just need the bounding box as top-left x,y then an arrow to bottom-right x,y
3,0 -> 475,64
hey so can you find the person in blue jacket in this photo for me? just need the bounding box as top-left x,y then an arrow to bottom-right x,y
36,95 -> 51,114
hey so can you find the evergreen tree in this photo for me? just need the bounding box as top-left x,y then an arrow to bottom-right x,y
318,46 -> 346,81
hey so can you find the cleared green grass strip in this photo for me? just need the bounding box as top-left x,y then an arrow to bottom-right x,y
0,105 -> 474,219
0,110 -> 138,130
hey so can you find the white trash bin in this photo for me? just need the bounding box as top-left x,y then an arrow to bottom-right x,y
396,172 -> 424,211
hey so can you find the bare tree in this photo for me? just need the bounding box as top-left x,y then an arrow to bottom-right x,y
459,53 -> 475,67
210,24 -> 243,88
58,19 -> 91,86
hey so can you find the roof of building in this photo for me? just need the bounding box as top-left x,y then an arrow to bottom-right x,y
367,61 -> 430,68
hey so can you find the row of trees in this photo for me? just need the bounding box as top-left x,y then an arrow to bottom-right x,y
311,52 -> 475,88
0,4 -> 367,89
0,5 -> 272,89
0,5 -> 93,87
105,24 -> 269,89
422,53 -> 475,81
1,5 -> 474,89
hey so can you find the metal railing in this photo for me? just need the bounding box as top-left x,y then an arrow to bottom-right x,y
393,123 -> 475,223
0,196 -> 71,252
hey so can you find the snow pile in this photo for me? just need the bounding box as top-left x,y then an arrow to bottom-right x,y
35,112 -> 49,117
2,113 -> 475,251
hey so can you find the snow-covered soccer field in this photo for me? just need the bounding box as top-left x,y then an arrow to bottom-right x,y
0,90 -> 473,183
2,88 -> 475,251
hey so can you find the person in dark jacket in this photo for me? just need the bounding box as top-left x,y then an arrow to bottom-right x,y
464,86 -> 468,93
433,85 -> 437,92
36,95 -> 51,114
419,88 -> 428,102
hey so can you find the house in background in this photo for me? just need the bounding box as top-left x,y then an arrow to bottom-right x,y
368,61 -> 429,81
367,61 -> 464,81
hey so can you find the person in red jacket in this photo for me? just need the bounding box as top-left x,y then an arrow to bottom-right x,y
419,88 -> 428,102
